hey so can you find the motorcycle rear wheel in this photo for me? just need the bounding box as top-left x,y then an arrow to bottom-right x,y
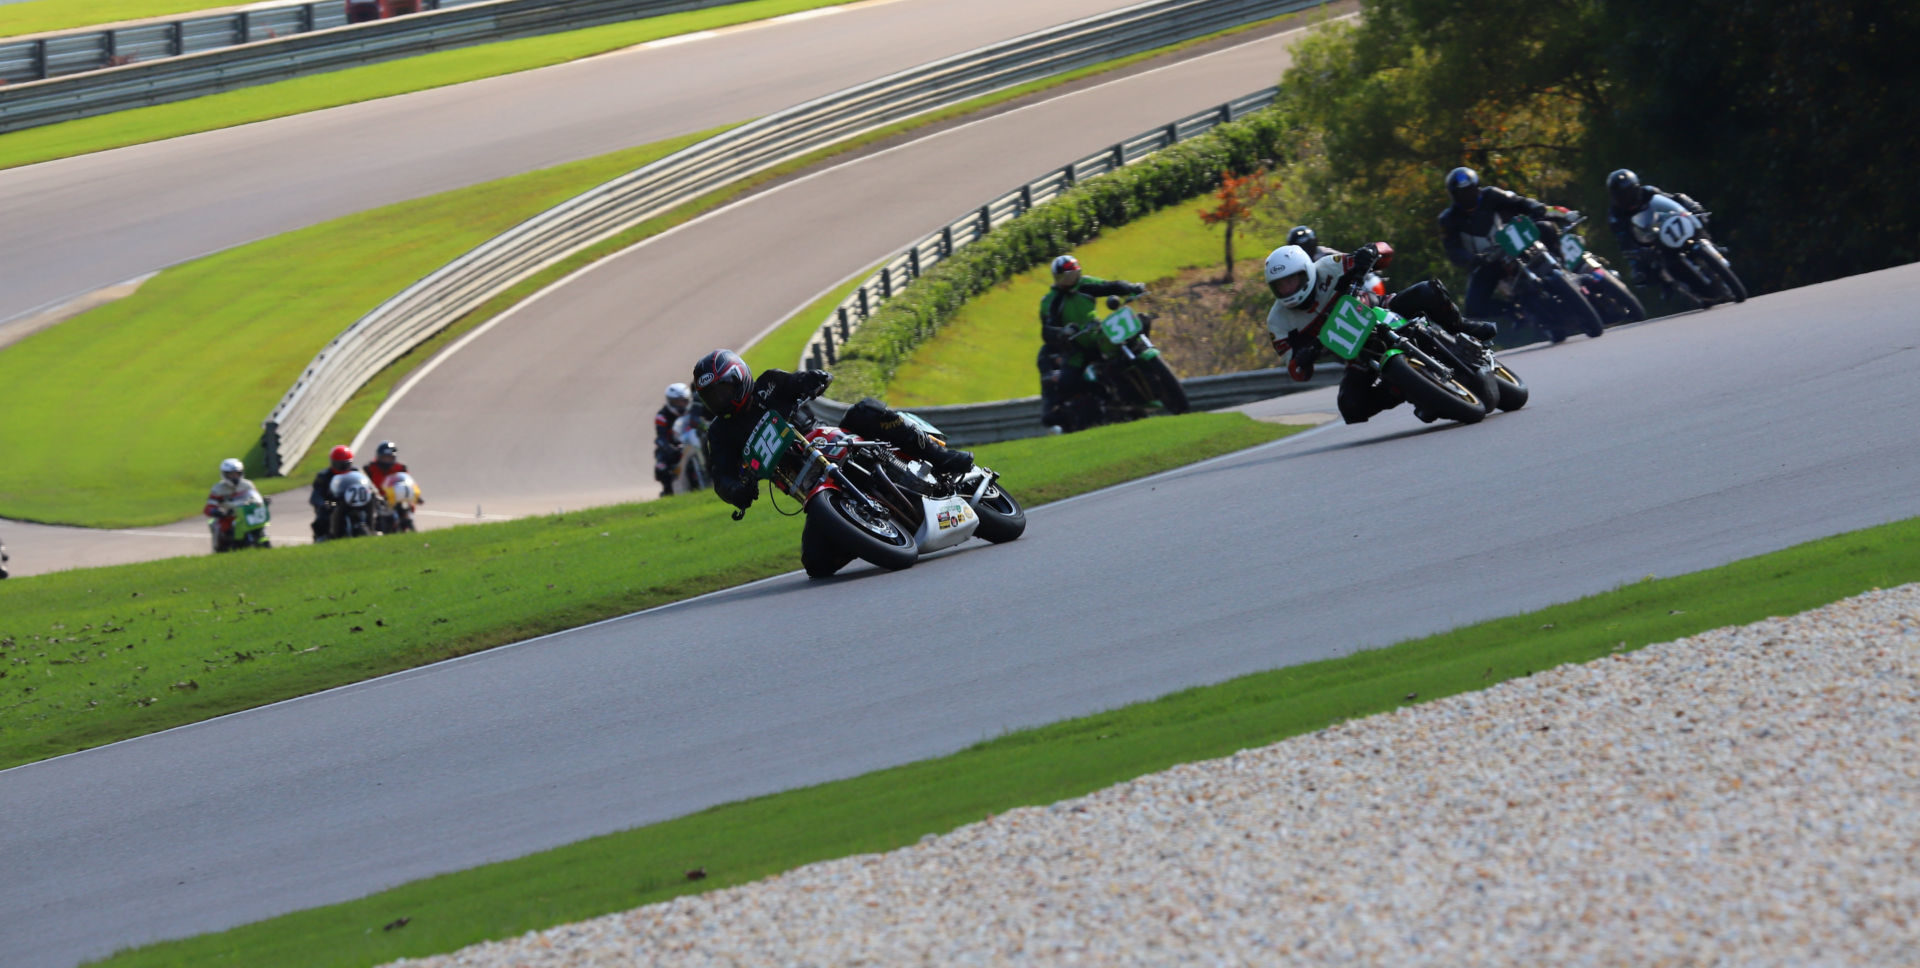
807,490 -> 917,571
967,480 -> 1026,543
1383,355 -> 1485,424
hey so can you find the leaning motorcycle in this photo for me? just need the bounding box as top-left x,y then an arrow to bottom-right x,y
376,471 -> 421,534
1631,196 -> 1746,307
732,404 -> 1025,572
1557,214 -> 1646,325
1302,281 -> 1520,425
1056,295 -> 1189,429
672,413 -> 710,493
1486,213 -> 1606,341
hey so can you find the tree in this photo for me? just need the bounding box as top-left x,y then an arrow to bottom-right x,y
1198,168 -> 1272,282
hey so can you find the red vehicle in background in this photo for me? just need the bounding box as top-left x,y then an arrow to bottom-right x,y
345,0 -> 429,23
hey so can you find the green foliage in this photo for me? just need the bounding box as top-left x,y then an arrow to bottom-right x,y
829,108 -> 1301,400
90,512 -> 1920,968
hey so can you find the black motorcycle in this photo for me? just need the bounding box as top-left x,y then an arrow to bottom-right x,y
1480,213 -> 1606,341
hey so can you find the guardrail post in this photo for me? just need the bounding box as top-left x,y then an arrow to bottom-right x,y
807,345 -> 822,369
940,226 -> 953,257
1062,163 -> 1075,187
821,327 -> 837,365
1112,143 -> 1125,168
33,39 -> 47,79
261,421 -> 283,477
1218,102 -> 1233,124
1164,122 -> 1178,147
1019,185 -> 1032,213
236,11 -> 251,45
857,286 -> 870,319
102,30 -> 117,71
978,205 -> 991,236
300,3 -> 316,32
879,266 -> 892,299
836,306 -> 850,339
908,247 -> 921,279
169,21 -> 185,56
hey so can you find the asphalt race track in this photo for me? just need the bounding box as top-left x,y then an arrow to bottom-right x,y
362,25 -> 1327,517
0,0 -> 1162,330
5,264 -> 1918,967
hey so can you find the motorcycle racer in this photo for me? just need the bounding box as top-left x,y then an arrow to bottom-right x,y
1437,166 -> 1572,322
308,445 -> 358,541
692,349 -> 973,576
1604,168 -> 1713,287
1264,241 -> 1495,425
653,382 -> 709,497
206,457 -> 269,550
1037,255 -> 1148,431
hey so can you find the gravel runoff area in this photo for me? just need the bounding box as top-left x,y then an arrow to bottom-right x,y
394,585 -> 1920,966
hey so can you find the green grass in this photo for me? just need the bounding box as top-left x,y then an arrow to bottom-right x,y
0,0 -> 853,170
0,125 -> 733,529
886,199 -> 1248,407
0,0 -> 237,38
0,412 -> 1296,771
84,513 -> 1920,968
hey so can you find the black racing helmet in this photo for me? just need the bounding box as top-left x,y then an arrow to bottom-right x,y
692,349 -> 753,415
1445,166 -> 1481,209
1607,168 -> 1643,211
1285,225 -> 1318,253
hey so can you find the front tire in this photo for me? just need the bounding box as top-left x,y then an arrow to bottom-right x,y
806,490 -> 917,572
1383,354 -> 1485,424
1697,246 -> 1747,303
1144,357 -> 1190,414
967,479 -> 1026,543
1588,272 -> 1647,324
1549,272 -> 1605,337
1490,359 -> 1529,411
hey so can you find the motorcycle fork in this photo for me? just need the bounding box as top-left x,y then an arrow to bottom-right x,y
852,459 -> 924,529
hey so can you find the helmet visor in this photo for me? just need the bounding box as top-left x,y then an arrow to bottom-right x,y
1269,271 -> 1309,301
696,374 -> 747,415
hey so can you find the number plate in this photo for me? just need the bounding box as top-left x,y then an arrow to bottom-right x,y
1319,296 -> 1378,360
1100,306 -> 1142,343
1560,233 -> 1586,270
1658,212 -> 1700,249
745,412 -> 786,472
1495,215 -> 1541,257
240,503 -> 270,527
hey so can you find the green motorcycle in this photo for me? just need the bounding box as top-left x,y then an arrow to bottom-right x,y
1315,288 -> 1525,424
1063,296 -> 1190,423
212,500 -> 272,553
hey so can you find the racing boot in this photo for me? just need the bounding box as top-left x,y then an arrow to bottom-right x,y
1455,317 -> 1498,341
927,445 -> 975,477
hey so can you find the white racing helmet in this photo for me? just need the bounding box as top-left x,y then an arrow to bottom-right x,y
219,457 -> 245,480
665,382 -> 692,414
1264,244 -> 1317,309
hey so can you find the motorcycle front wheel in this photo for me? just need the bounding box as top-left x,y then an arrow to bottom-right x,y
1144,357 -> 1190,414
1548,273 -> 1606,337
1383,354 -> 1485,424
1588,272 -> 1647,324
806,490 -> 917,571
1490,359 -> 1529,411
1698,247 -> 1747,303
967,479 -> 1026,543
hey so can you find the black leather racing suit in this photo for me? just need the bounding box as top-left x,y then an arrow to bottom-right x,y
1438,186 -> 1562,320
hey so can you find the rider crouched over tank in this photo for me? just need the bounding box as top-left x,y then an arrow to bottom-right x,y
1263,241 -> 1496,425
692,349 -> 974,577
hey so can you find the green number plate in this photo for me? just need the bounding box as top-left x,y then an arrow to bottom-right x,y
1318,296 -> 1378,360
1495,215 -> 1540,257
744,412 -> 789,475
1099,306 -> 1143,344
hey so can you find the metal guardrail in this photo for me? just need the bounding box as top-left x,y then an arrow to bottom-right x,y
258,0 -> 1328,474
0,0 -> 769,133
799,87 -> 1281,372
813,367 -> 1341,446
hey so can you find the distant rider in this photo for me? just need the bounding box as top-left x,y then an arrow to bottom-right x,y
1437,166 -> 1571,325
1604,168 -> 1712,287
1263,241 -> 1496,425
653,382 -> 708,497
1037,254 -> 1148,431
309,445 -> 357,541
691,349 -> 972,577
1284,225 -> 1341,261
362,441 -> 419,497
206,457 -> 268,549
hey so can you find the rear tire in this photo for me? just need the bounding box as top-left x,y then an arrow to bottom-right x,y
1144,357 -> 1190,414
806,490 -> 917,572
1383,354 -> 1485,424
1549,273 -> 1606,337
967,479 -> 1026,543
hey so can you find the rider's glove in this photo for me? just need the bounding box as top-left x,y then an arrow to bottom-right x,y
720,478 -> 756,510
1127,282 -> 1148,296
1347,244 -> 1380,274
1286,330 -> 1319,365
796,369 -> 833,399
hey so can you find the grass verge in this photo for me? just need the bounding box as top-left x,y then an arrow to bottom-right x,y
0,0 -> 850,170
83,512 -> 1920,967
0,412 -> 1296,771
5,13 -> 1312,527
885,187 -> 1247,407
